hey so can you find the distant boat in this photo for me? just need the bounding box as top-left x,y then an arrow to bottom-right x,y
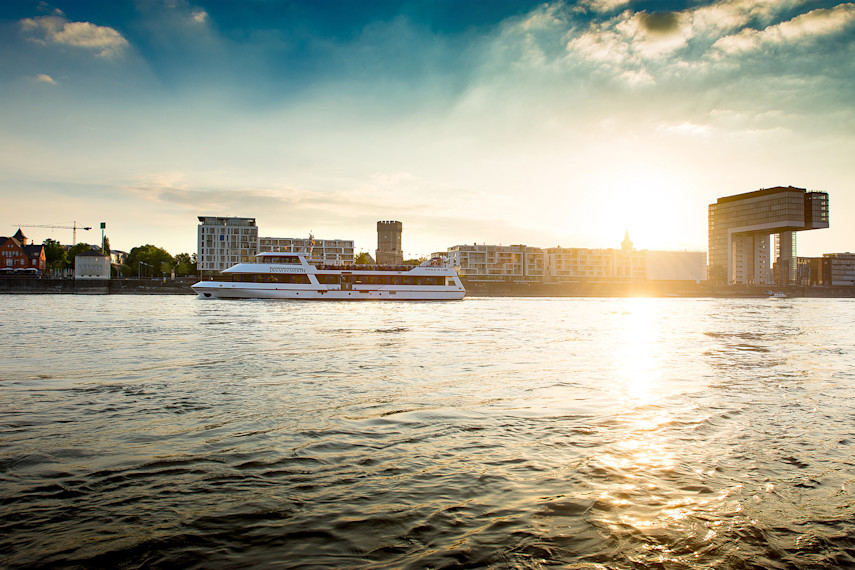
192,251 -> 465,300
767,291 -> 787,298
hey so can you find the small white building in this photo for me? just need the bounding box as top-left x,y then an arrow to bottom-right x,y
75,249 -> 111,279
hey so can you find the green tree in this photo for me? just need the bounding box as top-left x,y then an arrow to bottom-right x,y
174,253 -> 198,277
42,239 -> 67,272
122,245 -> 175,278
102,236 -> 111,256
354,252 -> 372,264
403,257 -> 426,265
67,243 -> 96,267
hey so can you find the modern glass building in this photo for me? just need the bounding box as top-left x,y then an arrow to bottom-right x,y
708,187 -> 829,285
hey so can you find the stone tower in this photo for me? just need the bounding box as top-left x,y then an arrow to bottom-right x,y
376,221 -> 403,265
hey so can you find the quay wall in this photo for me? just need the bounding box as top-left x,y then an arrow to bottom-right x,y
461,280 -> 855,298
3,277 -> 854,298
0,277 -> 196,295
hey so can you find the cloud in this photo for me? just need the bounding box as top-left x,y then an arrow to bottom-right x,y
20,10 -> 128,57
35,73 -> 56,84
691,0 -> 808,36
564,9 -> 692,80
656,121 -> 714,137
575,0 -> 631,14
191,9 -> 208,24
713,3 -> 855,54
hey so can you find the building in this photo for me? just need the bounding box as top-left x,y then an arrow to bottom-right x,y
110,250 -> 128,267
259,236 -> 354,264
197,216 -> 258,277
797,257 -> 825,286
646,251 -> 707,282
823,253 -> 855,286
74,249 -> 110,279
0,229 -> 46,274
543,233 -> 645,282
708,186 -> 829,285
447,244 -> 545,282
376,221 -> 403,265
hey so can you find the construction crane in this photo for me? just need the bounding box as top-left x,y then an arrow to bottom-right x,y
13,222 -> 92,245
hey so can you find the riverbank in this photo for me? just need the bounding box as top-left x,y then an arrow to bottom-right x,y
0,277 -> 196,295
461,280 -> 855,298
3,277 -> 854,297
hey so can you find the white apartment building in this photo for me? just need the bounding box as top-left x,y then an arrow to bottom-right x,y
74,249 -> 111,279
445,235 -> 705,284
447,244 -> 545,282
258,236 -> 354,264
646,251 -> 708,282
544,247 -> 646,282
197,216 -> 258,277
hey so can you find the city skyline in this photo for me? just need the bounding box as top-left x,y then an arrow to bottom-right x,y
2,0 -> 854,257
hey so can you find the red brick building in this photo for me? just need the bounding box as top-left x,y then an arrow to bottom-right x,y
0,229 -> 46,274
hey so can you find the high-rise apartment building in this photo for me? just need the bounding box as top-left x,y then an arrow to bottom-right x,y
197,216 -> 258,277
708,187 -> 828,285
376,221 -> 403,265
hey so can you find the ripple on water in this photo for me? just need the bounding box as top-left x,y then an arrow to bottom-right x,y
2,296 -> 855,568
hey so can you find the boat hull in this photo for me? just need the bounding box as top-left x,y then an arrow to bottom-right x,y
191,282 -> 465,300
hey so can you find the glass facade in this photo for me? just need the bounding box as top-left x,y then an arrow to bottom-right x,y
708,187 -> 829,285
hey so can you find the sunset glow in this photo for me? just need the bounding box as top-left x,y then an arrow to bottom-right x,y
2,1 -> 854,256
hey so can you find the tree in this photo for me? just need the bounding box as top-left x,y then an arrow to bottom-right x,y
174,253 -> 198,277
102,236 -> 111,256
67,243 -> 96,267
122,245 -> 175,278
42,239 -> 67,271
354,252 -> 372,264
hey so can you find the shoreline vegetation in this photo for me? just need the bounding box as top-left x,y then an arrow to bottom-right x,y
2,277 -> 854,298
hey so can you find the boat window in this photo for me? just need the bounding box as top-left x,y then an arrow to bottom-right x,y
263,256 -> 302,265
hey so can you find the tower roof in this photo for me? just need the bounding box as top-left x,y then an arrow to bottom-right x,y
621,230 -> 633,251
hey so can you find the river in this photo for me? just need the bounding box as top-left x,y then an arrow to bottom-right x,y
1,295 -> 854,568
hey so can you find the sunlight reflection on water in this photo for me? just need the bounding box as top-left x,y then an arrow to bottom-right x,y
1,295 -> 855,568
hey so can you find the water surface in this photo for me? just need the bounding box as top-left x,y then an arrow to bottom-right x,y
2,295 -> 854,568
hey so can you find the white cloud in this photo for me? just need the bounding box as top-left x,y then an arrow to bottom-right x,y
35,73 -> 57,84
657,121 -> 713,137
713,3 -> 855,54
691,0 -> 808,36
191,9 -> 208,24
20,10 -> 128,57
575,0 -> 631,14
564,8 -> 692,83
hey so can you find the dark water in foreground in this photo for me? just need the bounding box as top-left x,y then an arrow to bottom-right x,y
2,295 -> 855,569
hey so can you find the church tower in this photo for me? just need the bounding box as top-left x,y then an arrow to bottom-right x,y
621,230 -> 633,252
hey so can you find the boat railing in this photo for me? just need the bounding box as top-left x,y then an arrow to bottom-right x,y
316,264 -> 421,272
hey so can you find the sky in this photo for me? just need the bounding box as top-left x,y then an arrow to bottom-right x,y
1,0 -> 854,258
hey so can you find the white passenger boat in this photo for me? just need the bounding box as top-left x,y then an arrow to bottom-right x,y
192,252 -> 465,300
